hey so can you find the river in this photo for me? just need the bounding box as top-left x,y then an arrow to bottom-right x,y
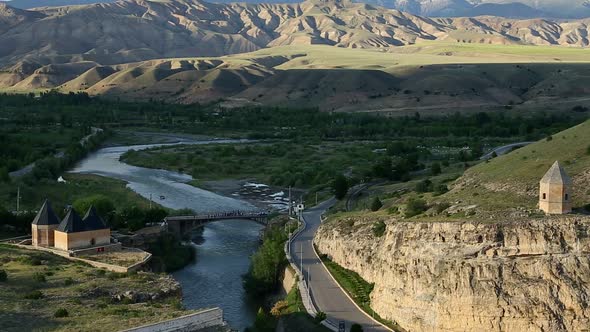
70,139 -> 264,331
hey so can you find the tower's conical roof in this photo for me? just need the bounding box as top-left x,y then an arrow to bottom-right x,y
540,161 -> 572,185
31,199 -> 60,225
57,208 -> 85,233
82,206 -> 108,231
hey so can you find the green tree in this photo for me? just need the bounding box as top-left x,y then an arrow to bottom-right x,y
430,162 -> 441,176
370,197 -> 383,211
243,226 -> 288,297
332,175 -> 349,200
405,197 -> 427,218
72,195 -> 115,222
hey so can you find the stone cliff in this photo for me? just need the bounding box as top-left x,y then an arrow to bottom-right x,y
314,215 -> 590,332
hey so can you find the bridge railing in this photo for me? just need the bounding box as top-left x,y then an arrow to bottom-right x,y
165,211 -> 269,222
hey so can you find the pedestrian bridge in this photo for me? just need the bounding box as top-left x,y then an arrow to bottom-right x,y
164,211 -> 269,237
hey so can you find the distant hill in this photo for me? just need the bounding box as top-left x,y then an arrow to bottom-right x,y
379,0 -> 590,18
1,0 -> 589,18
0,0 -> 589,70
0,0 -> 115,8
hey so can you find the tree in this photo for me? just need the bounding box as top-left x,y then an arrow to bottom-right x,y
72,194 -> 115,222
370,197 -> 383,211
332,175 -> 349,200
430,162 -> 441,176
405,197 -> 427,218
350,323 -> 364,332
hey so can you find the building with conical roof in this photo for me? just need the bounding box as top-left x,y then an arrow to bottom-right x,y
31,199 -> 61,247
539,161 -> 572,214
53,206 -> 111,251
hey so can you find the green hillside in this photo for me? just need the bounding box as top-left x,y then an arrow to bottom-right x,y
443,119 -> 590,212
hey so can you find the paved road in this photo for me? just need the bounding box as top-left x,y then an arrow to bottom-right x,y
290,199 -> 390,332
480,141 -> 534,160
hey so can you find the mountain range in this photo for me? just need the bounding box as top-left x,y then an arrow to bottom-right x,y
1,0 -> 589,69
1,0 -> 590,112
2,0 -> 589,18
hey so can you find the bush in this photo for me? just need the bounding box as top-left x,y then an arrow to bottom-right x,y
64,277 -> 74,286
387,206 -> 399,215
415,179 -> 433,193
546,136 -> 553,141
0,269 -> 6,282
23,290 -> 43,300
434,203 -> 451,214
315,311 -> 327,323
370,197 -> 383,211
405,198 -> 427,218
33,272 -> 46,283
54,308 -> 69,318
350,324 -> 364,332
372,221 -> 386,237
587,145 -> 590,156
430,162 -> 441,176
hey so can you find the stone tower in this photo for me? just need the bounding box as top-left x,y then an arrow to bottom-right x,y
31,199 -> 61,246
539,161 -> 572,214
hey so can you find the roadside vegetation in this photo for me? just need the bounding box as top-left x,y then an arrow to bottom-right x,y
319,253 -> 402,331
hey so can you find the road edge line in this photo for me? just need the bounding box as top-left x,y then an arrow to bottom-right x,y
310,215 -> 394,332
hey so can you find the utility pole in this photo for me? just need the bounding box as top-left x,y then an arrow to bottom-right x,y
288,186 -> 292,216
149,193 -> 153,209
16,186 -> 20,214
315,192 -> 318,205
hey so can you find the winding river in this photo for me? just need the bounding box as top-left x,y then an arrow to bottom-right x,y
71,139 -> 263,331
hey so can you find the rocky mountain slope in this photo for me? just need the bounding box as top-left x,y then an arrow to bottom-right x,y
387,0 -> 590,18
0,0 -> 589,69
3,0 -> 589,18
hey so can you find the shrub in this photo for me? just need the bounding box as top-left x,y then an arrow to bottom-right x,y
0,269 -> 7,282
430,162 -> 441,175
351,324 -> 364,332
64,277 -> 74,286
587,145 -> 590,156
387,206 -> 399,215
433,184 -> 448,196
370,197 -> 383,211
315,311 -> 327,323
54,308 -> 69,318
372,221 -> 386,237
434,203 -> 451,214
23,290 -> 43,300
546,136 -> 553,141
405,198 -> 427,218
33,272 -> 46,283
415,179 -> 433,193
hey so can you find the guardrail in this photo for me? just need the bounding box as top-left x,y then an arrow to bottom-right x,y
284,216 -> 338,332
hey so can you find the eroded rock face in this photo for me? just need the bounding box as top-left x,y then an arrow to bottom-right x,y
314,215 -> 590,331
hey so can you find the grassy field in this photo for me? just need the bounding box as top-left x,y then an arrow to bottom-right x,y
233,43 -> 590,72
121,141 -> 380,188
0,244 -> 189,332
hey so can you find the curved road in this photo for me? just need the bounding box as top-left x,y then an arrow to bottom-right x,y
290,199 -> 390,332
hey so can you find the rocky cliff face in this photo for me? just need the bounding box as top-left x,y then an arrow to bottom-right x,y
315,215 -> 590,331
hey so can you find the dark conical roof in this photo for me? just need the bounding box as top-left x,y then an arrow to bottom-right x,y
540,161 -> 572,185
82,206 -> 108,231
32,199 -> 60,226
57,208 -> 85,233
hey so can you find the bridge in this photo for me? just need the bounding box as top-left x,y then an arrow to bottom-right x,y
164,211 -> 269,237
